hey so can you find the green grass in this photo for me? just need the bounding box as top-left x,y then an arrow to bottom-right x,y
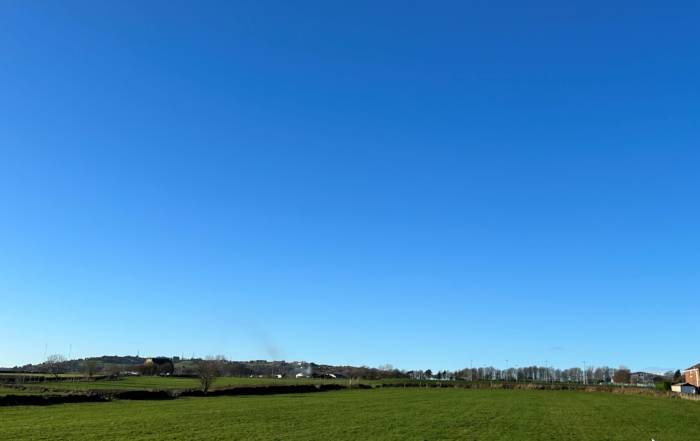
0,373 -> 81,378
11,376 -> 357,393
0,386 -> 48,396
5,375 -> 460,394
2,388 -> 699,440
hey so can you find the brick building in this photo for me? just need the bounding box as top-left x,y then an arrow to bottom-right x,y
683,363 -> 700,387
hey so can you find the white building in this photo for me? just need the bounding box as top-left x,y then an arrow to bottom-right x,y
671,383 -> 697,394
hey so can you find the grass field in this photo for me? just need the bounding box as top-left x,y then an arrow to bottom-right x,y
2,376 -> 426,395
3,376 -> 358,394
2,388 -> 699,440
0,386 -> 54,396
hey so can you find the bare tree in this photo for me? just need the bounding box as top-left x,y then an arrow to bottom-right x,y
82,359 -> 99,379
196,356 -> 225,392
45,354 -> 67,379
613,367 -> 631,384
108,364 -> 123,378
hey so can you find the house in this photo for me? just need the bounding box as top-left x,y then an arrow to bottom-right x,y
671,383 -> 697,394
683,363 -> 700,387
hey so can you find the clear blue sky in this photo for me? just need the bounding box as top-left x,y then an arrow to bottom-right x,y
1,1 -> 698,371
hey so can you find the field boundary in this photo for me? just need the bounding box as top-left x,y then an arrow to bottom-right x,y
0,383 -> 353,407
0,394 -> 109,406
378,381 -> 681,398
0,380 -> 685,407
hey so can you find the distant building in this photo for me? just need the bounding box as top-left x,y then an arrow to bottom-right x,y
629,372 -> 659,386
671,383 -> 697,394
683,363 -> 700,388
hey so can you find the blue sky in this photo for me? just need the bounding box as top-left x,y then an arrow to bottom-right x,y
1,1 -> 698,371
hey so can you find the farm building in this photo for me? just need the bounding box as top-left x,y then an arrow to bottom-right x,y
629,371 -> 659,386
312,373 -> 346,379
671,383 -> 697,394
683,363 -> 700,387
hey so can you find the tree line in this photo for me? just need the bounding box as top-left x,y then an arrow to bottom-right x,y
20,355 -> 683,388
408,365 -> 680,385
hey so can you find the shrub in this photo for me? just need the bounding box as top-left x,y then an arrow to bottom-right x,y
655,381 -> 671,391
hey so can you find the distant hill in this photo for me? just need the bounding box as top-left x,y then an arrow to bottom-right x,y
1,355 -> 147,374
2,356 -> 406,380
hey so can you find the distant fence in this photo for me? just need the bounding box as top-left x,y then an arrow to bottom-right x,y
1,380 -> 692,407
377,381 -> 680,398
0,375 -> 109,385
0,394 -> 109,406
0,383 -> 350,407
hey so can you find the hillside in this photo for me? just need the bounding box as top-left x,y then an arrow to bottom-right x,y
2,356 -> 405,380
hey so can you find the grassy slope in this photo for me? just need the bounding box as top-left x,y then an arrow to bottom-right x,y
7,376 -> 357,393
2,376 -> 489,395
2,388 -> 700,440
2,376 -> 423,396
0,386 -> 54,396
